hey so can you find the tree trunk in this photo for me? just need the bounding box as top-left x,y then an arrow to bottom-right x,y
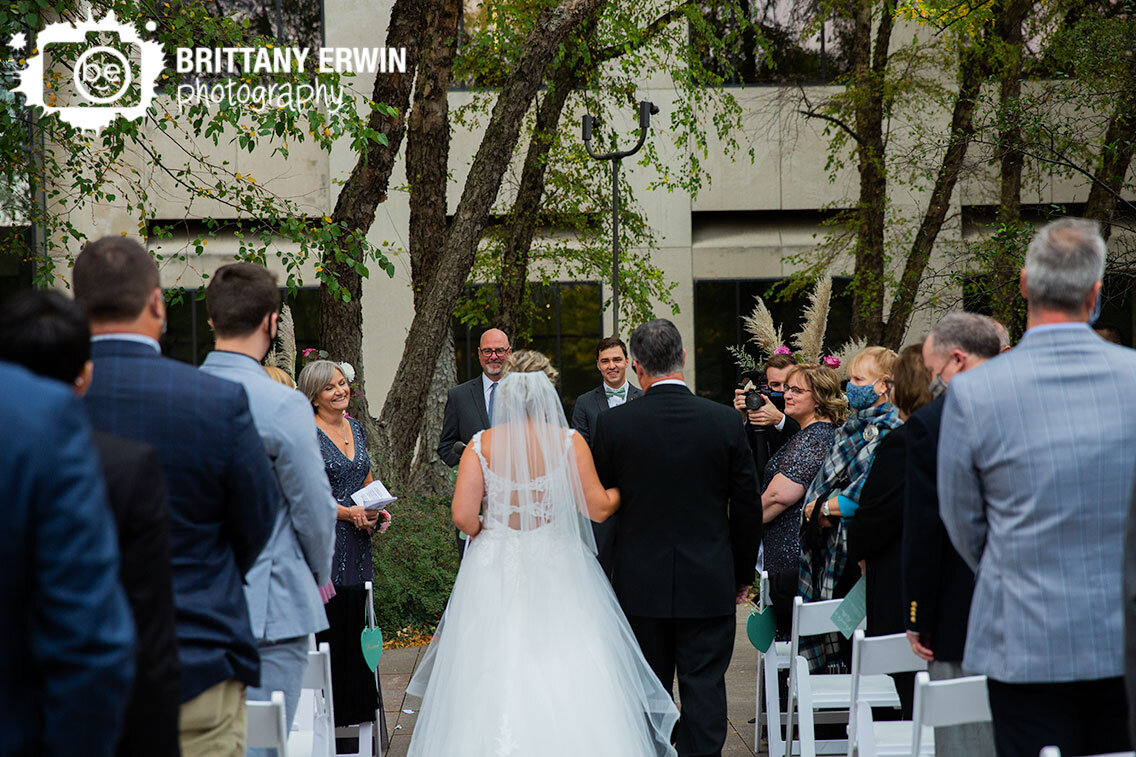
410,331 -> 457,495
495,47 -> 584,339
320,0 -> 426,436
1083,88 -> 1136,241
404,0 -> 462,486
881,47 -> 987,347
379,0 -> 607,471
987,0 -> 1030,335
848,0 -> 893,344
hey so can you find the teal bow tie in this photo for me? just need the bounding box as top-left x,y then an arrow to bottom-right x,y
605,386 -> 626,399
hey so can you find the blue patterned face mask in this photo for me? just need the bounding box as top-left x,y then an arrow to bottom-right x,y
845,380 -> 880,410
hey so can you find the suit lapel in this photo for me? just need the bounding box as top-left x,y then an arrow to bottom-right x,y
470,377 -> 490,427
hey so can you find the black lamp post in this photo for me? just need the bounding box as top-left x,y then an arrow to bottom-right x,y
582,100 -> 659,337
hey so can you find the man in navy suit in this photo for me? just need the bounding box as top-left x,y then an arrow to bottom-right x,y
0,360 -> 136,757
0,289 -> 181,757
571,335 -> 643,573
902,312 -> 1001,757
74,236 -> 280,757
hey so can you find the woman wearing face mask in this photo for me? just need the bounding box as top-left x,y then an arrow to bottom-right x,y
797,346 -> 901,673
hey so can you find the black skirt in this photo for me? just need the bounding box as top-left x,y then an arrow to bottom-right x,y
315,583 -> 379,726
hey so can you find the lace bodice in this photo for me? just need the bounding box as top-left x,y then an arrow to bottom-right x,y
470,428 -> 577,532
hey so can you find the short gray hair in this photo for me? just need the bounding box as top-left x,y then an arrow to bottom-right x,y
1024,218 -> 1106,313
629,319 -> 684,377
297,359 -> 343,410
927,312 -> 1002,360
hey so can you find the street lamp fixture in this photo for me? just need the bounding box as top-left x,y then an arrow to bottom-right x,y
582,100 -> 659,338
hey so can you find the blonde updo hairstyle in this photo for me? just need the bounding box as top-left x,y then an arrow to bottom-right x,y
500,349 -> 559,384
786,364 -> 849,425
849,346 -> 898,400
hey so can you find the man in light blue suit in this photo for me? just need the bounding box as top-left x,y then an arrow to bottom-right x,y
938,218 -> 1136,757
200,263 -> 337,742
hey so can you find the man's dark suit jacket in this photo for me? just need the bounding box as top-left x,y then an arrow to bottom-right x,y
93,432 -> 181,757
1,362 -> 135,757
901,394 -> 975,662
438,375 -> 489,467
571,383 -> 644,574
745,414 -> 800,483
84,339 -> 280,702
591,383 -> 762,617
570,383 -> 643,445
847,424 -> 908,638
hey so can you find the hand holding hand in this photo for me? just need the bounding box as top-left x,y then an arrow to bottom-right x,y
349,505 -> 370,530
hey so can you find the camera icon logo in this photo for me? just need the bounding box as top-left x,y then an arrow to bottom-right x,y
12,12 -> 165,132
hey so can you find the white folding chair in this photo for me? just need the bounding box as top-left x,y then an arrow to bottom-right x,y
783,596 -> 900,757
846,630 -> 929,757
290,642 -> 336,757
1040,749 -> 1136,757
909,671 -> 990,755
248,690 -> 290,757
755,572 -> 791,749
334,581 -> 387,757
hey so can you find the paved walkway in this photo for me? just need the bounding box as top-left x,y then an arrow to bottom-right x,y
375,605 -> 765,755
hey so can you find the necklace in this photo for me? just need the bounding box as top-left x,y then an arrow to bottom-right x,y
318,416 -> 351,447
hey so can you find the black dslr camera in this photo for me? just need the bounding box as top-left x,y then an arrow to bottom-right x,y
739,370 -> 786,413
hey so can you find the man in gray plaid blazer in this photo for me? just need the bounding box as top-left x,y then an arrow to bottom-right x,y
939,218 -> 1136,757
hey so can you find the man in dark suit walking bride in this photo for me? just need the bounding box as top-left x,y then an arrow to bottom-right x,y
592,319 -> 762,757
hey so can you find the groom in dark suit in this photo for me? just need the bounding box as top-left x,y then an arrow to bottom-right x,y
572,335 -> 642,573
438,328 -> 511,558
592,319 -> 761,757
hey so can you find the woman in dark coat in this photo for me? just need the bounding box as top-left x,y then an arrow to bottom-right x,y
847,344 -> 932,716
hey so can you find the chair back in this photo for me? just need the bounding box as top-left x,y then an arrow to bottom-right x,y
911,671 -> 991,754
301,642 -> 336,757
847,630 -> 926,757
247,690 -> 289,757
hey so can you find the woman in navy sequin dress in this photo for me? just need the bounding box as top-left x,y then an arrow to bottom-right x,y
759,364 -> 845,574
298,360 -> 379,728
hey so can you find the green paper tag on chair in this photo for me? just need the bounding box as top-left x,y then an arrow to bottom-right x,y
747,607 -> 777,652
360,627 -> 383,671
830,576 -> 868,639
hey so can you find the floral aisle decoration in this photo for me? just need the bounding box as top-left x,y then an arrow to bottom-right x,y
730,275 -> 857,380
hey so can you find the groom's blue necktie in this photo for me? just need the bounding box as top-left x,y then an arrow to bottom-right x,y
488,381 -> 497,425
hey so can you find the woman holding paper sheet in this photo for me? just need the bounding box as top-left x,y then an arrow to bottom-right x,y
298,359 -> 380,733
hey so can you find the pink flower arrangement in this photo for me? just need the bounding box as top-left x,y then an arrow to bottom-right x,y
773,345 -> 792,355
823,355 -> 841,368
376,509 -> 392,534
301,347 -> 317,357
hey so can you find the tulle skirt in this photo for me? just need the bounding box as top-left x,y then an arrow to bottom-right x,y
406,525 -> 679,756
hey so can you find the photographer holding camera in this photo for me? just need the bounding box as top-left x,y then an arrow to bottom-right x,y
732,354 -> 801,484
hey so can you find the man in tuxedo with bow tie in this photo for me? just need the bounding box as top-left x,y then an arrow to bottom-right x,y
438,328 -> 511,558
572,336 -> 643,573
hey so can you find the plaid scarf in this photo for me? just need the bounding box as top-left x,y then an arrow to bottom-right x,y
797,403 -> 900,672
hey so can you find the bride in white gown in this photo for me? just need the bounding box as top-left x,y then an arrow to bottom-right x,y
406,351 -> 679,756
